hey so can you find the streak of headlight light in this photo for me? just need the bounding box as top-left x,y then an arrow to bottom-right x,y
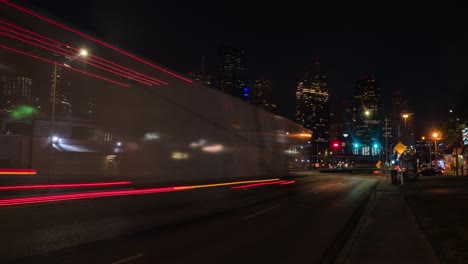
231,180 -> 286,189
0,168 -> 36,175
201,144 -> 224,153
175,178 -> 281,190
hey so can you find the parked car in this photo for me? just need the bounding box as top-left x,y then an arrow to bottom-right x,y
417,166 -> 444,176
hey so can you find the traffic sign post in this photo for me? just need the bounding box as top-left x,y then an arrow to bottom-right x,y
394,142 -> 407,155
394,142 -> 407,185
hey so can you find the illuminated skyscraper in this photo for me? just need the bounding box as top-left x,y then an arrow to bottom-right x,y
353,76 -> 383,155
295,63 -> 329,142
50,66 -> 72,117
252,76 -> 276,112
0,75 -> 32,111
216,46 -> 246,98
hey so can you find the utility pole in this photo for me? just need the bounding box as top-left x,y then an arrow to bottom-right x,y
429,139 -> 432,167
49,63 -> 57,180
316,140 -> 319,163
385,116 -> 388,179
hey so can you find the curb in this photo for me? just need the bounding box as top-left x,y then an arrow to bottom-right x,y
319,178 -> 381,264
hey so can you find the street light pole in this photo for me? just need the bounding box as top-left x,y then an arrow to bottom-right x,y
432,132 -> 439,167
49,63 -> 57,179
385,116 -> 388,178
316,141 -> 319,163
428,138 -> 432,167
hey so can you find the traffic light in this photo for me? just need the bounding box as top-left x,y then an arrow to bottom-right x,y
332,141 -> 340,149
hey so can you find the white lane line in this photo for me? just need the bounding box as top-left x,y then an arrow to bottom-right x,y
111,253 -> 145,264
242,205 -> 281,220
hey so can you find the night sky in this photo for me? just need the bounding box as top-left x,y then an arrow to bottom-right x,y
16,1 -> 468,132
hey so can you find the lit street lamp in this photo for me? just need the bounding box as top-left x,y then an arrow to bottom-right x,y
50,48 -> 88,177
402,114 -> 409,127
79,49 -> 88,57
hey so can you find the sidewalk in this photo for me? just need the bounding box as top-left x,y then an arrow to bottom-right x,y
336,177 -> 440,264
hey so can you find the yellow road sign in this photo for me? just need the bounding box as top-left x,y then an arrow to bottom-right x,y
394,142 -> 407,155
376,160 -> 382,169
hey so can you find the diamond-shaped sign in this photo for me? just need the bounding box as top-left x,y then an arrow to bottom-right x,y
394,142 -> 407,155
376,160 -> 382,169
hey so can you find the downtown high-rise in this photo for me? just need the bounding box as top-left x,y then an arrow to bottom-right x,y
295,63 -> 329,142
252,76 -> 276,113
216,46 -> 246,99
353,75 -> 383,155
0,75 -> 32,111
50,66 -> 72,117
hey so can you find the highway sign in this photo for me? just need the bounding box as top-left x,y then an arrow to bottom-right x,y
394,142 -> 407,155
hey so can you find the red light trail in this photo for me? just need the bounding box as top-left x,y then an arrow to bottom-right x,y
280,180 -> 296,185
0,178 -> 294,207
0,20 -> 168,85
0,30 -> 155,86
0,0 -> 193,83
0,181 -> 132,191
0,45 -> 131,88
0,26 -> 162,86
0,186 -> 183,207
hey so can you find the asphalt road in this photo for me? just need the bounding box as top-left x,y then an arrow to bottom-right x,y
1,173 -> 379,264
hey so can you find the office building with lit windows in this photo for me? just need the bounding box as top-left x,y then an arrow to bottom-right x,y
353,75 -> 383,155
295,64 -> 329,142
50,66 -> 72,117
0,75 -> 32,111
216,46 -> 246,99
252,76 -> 276,112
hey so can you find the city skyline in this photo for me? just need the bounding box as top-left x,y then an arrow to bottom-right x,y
15,0 -> 468,133
1,4 -> 468,262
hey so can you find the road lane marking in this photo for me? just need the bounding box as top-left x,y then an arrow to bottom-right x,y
243,205 -> 280,220
111,253 -> 145,264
